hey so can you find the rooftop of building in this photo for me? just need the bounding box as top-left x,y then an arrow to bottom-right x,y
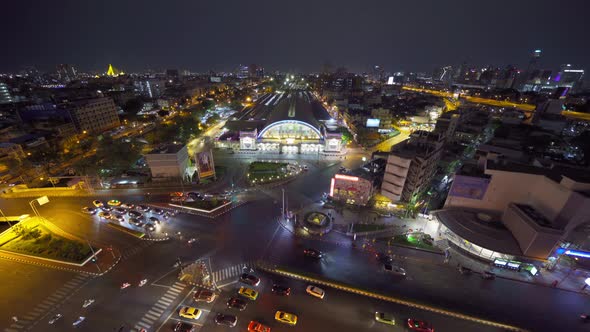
434,208 -> 525,257
485,159 -> 590,184
513,203 -> 561,230
233,89 -> 331,133
147,143 -> 185,155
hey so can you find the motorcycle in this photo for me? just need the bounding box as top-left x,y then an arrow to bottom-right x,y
187,238 -> 197,245
139,279 -> 148,287
121,282 -> 131,289
581,314 -> 590,322
48,313 -> 62,325
458,265 -> 472,275
72,316 -> 85,327
82,299 -> 95,308
481,271 -> 495,280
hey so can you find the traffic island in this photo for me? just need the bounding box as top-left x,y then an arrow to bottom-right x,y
0,217 -> 106,272
301,211 -> 333,235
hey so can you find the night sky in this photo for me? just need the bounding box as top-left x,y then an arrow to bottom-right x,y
2,0 -> 589,73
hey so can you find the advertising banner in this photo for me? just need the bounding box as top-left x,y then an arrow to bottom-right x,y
196,150 -> 215,179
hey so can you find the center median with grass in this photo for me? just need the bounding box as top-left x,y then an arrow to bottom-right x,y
0,219 -> 96,264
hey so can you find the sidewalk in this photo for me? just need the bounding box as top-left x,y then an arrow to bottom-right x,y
445,243 -> 590,295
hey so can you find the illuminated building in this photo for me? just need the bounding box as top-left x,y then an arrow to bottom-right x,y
106,64 -> 124,77
56,64 -> 77,82
330,173 -> 374,206
0,83 -> 13,104
225,90 -> 343,156
436,159 -> 590,261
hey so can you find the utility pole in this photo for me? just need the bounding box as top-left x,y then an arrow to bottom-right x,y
0,208 -> 12,229
86,238 -> 102,273
282,188 -> 285,220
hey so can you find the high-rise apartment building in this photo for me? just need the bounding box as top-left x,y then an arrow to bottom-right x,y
65,97 -> 120,133
381,131 -> 444,202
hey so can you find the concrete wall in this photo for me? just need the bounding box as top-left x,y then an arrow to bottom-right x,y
502,205 -> 537,254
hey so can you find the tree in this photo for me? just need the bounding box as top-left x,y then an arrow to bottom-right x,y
206,114 -> 221,126
201,99 -> 215,111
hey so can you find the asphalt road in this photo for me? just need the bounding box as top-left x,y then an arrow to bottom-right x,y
159,270 -> 500,332
0,160 -> 589,332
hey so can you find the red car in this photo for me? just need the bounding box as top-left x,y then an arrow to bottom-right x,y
407,319 -> 434,332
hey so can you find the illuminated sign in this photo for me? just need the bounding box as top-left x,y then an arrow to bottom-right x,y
329,178 -> 335,197
555,248 -> 590,259
366,119 -> 380,128
335,174 -> 359,182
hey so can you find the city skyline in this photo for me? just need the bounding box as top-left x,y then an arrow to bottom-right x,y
2,0 -> 589,73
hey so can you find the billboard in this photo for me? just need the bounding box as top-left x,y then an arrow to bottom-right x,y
366,119 -> 380,128
448,175 -> 490,200
210,76 -> 222,83
196,150 -> 215,179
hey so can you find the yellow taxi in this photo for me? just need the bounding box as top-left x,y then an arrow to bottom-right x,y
238,287 -> 258,300
275,311 -> 297,326
107,199 -> 122,206
178,306 -> 202,320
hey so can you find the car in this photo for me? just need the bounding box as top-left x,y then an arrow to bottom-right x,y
179,306 -> 202,320
376,252 -> 393,263
375,312 -> 395,325
98,211 -> 111,219
149,216 -> 161,225
113,207 -> 127,215
303,248 -> 323,259
107,199 -> 122,206
194,289 -> 217,303
120,203 -> 134,209
173,322 -> 195,332
214,313 -> 237,327
100,205 -> 112,212
48,313 -> 62,324
407,319 -> 434,332
247,321 -> 271,332
81,207 -> 96,215
136,205 -> 150,212
144,223 -> 155,232
274,311 -> 297,326
238,286 -> 258,300
152,208 -> 164,215
111,215 -> 125,222
302,165 -> 309,171
226,297 -> 247,311
383,264 -> 406,276
129,218 -> 143,227
305,285 -> 325,299
240,273 -> 260,286
92,200 -> 104,208
271,284 -> 291,296
128,210 -> 142,218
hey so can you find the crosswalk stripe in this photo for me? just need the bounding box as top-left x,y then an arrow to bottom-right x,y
154,303 -> 167,310
22,315 -> 37,320
171,284 -> 184,291
161,294 -> 176,301
145,313 -> 159,320
141,317 -> 154,324
5,328 -> 19,332
136,321 -> 150,328
32,308 -> 44,313
148,309 -> 162,316
167,290 -> 180,296
54,290 -> 68,296
157,298 -> 173,305
11,324 -> 23,329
